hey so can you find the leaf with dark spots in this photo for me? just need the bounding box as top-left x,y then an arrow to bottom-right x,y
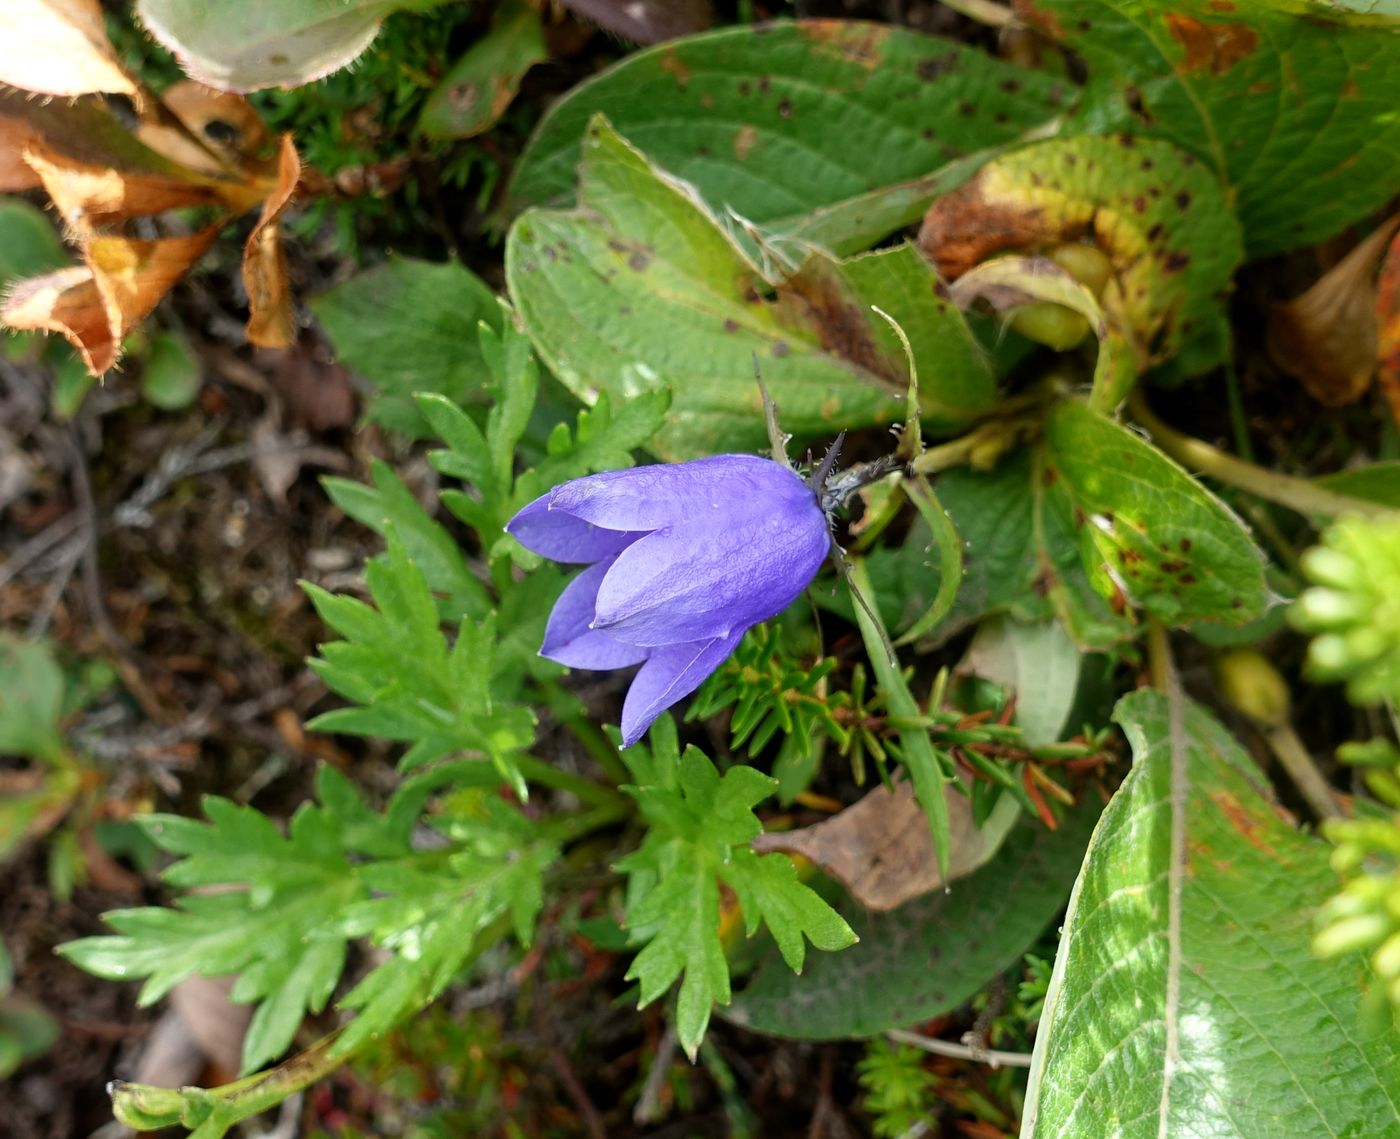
508,20 -> 1063,239
1042,399 -> 1270,626
505,116 -> 903,458
919,134 -> 1240,381
1015,0 -> 1400,254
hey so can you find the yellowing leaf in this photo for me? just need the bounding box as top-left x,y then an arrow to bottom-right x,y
242,134 -> 299,348
0,0 -> 137,99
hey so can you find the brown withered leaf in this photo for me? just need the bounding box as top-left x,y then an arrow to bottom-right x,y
0,117 -> 43,191
0,0 -> 138,99
2,229 -> 220,372
2,266 -> 119,372
1268,214 -> 1400,406
752,782 -> 1020,911
138,80 -> 272,177
243,135 -> 300,349
23,142 -> 234,233
89,227 -> 222,336
1374,226 -> 1400,429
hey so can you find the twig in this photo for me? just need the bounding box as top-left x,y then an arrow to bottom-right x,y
633,1021 -> 678,1125
1128,390 -> 1393,519
884,1028 -> 1033,1069
65,423 -> 131,656
0,512 -> 81,591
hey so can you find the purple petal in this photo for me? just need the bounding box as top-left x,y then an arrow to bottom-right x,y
591,504 -> 830,646
507,495 -> 648,563
620,629 -> 746,747
548,455 -> 817,532
540,560 -> 650,670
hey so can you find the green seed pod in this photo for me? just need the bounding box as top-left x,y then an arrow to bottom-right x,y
1315,911 -> 1391,958
1215,648 -> 1291,728
1048,242 -> 1114,297
1008,302 -> 1093,351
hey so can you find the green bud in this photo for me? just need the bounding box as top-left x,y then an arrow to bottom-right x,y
1215,648 -> 1291,728
109,1080 -> 189,1130
1009,302 -> 1092,351
1374,931 -> 1400,978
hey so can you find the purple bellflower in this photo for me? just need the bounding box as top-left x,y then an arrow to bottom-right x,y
507,454 -> 831,747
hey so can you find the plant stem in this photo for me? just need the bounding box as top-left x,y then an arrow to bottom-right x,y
514,754 -> 628,810
1128,391 -> 1393,519
563,712 -> 630,786
1264,722 -> 1346,821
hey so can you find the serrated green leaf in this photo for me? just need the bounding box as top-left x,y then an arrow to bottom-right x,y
1021,0 -> 1400,255
322,460 -> 492,622
508,21 -> 1067,228
311,257 -> 501,435
507,116 -> 905,459
1042,399 -> 1272,625
1020,690 -> 1400,1137
727,800 -> 1099,1038
618,739 -> 854,1058
306,534 -> 535,776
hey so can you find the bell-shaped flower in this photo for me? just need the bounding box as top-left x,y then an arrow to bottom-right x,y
507,454 -> 831,746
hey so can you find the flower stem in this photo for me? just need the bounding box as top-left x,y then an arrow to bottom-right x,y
1128,391 -> 1393,519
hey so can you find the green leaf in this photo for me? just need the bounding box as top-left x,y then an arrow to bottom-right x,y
0,634 -> 66,760
849,558 -> 953,876
726,801 -> 1099,1038
1042,399 -> 1272,625
1022,690 -> 1400,1137
783,244 -> 997,428
1021,0 -> 1400,255
965,617 -> 1085,748
321,459 -> 492,621
508,21 -> 1067,229
1316,462 -> 1400,510
305,530 -> 534,781
0,199 -> 68,287
506,115 -> 907,458
418,0 -> 544,140
140,331 -> 201,410
311,257 -> 501,435
59,788 -> 376,1073
617,739 -> 855,1059
332,800 -> 556,1056
894,477 -> 964,645
136,0 -> 451,91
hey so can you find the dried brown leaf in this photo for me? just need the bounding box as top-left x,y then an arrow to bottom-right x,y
137,80 -> 272,176
1,265 -> 118,372
0,0 -> 138,99
1268,214 -> 1400,406
242,134 -> 300,348
89,227 -> 222,337
0,117 -> 43,191
752,782 -> 1018,911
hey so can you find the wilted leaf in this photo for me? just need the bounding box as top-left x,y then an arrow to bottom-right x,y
964,617 -> 1084,748
920,134 -> 1242,379
1022,690 -> 1400,1137
559,0 -> 712,45
136,0 -> 450,92
728,801 -> 1099,1039
138,80 -> 273,175
0,118 -> 43,191
418,0 -> 546,140
506,115 -> 904,458
508,21 -> 1067,233
1268,214 -> 1400,407
1016,0 -> 1400,255
242,134 -> 299,348
0,0 -> 137,99
753,782 -> 1021,912
3,228 -> 220,373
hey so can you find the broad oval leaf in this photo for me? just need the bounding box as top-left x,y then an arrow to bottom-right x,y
508,20 -> 1070,228
505,116 -> 905,458
1016,0 -> 1400,255
1022,690 -> 1400,1138
137,0 -> 449,92
727,801 -> 1099,1039
1042,399 -> 1272,625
